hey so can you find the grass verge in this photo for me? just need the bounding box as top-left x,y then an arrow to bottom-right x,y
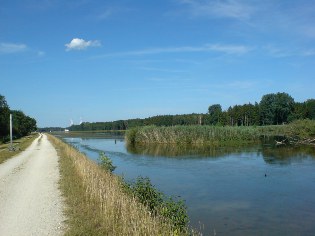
0,133 -> 38,164
47,134 -> 198,236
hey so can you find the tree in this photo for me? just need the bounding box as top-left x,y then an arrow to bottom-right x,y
208,104 -> 222,125
259,92 -> 294,125
259,93 -> 276,125
0,95 -> 10,139
305,99 -> 315,120
274,92 -> 294,124
11,110 -> 37,138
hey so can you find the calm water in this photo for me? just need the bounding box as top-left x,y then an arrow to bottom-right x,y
59,133 -> 315,235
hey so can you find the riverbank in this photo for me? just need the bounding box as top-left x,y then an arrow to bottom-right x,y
0,133 -> 38,164
47,134 -> 198,235
125,120 -> 315,146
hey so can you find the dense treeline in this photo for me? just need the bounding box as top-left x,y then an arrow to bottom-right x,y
0,95 -> 37,143
69,92 -> 315,131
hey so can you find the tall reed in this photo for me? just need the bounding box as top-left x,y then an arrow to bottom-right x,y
126,125 -> 265,146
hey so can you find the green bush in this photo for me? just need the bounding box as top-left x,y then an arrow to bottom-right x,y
132,177 -> 163,214
127,176 -> 189,232
98,152 -> 116,173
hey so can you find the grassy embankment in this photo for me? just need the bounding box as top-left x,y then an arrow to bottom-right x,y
126,120 -> 315,146
0,133 -> 38,164
48,134 -> 197,235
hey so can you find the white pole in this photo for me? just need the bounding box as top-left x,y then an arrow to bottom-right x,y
10,114 -> 13,149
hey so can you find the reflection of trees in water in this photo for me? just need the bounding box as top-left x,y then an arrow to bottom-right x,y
126,143 -> 260,158
261,145 -> 315,165
127,139 -> 315,165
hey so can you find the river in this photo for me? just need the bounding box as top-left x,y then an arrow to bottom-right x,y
58,133 -> 315,235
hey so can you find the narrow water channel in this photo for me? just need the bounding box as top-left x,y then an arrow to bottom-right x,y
59,133 -> 315,236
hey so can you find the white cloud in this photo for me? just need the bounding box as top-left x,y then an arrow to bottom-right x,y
0,42 -> 27,54
65,38 -> 101,51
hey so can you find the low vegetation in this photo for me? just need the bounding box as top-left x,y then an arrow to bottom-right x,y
48,134 -> 198,235
121,176 -> 189,232
0,133 -> 38,164
126,125 -> 265,146
126,120 -> 315,146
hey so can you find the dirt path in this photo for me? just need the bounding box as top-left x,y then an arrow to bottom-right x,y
0,134 -> 65,236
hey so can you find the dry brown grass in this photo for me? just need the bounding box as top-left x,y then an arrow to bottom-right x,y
0,133 -> 38,164
48,134 -> 192,236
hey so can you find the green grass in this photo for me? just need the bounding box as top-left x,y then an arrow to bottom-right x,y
0,133 -> 38,164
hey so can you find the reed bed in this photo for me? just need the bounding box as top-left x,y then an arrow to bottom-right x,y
48,134 -> 195,236
126,125 -> 265,146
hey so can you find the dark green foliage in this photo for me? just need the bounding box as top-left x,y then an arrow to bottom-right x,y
98,152 -> 116,172
208,104 -> 222,125
68,92 -> 314,131
132,177 -> 163,213
160,197 -> 188,232
11,110 -> 37,138
0,95 -> 37,143
305,99 -> 315,120
0,95 -> 10,141
260,92 -> 294,125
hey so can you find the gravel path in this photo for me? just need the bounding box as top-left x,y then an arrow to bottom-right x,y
0,134 -> 65,236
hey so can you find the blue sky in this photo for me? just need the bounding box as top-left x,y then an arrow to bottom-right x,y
1,0 -> 315,127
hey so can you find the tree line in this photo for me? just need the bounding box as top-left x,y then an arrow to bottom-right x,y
0,95 -> 37,143
69,92 -> 315,131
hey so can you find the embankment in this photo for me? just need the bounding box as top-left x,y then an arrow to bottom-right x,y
48,134 -> 196,235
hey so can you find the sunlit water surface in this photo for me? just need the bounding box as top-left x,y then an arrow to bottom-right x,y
60,134 -> 315,235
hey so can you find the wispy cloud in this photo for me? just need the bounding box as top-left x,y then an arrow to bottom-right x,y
98,9 -> 113,20
92,43 -> 251,59
97,6 -> 131,20
302,49 -> 315,57
263,45 -> 293,58
37,51 -> 46,57
0,42 -> 27,54
139,67 -> 186,73
263,44 -> 315,58
65,38 -> 101,51
179,0 -> 254,20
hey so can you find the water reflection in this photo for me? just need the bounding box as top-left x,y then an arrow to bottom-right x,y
127,141 -> 315,165
262,145 -> 315,165
126,143 -> 260,158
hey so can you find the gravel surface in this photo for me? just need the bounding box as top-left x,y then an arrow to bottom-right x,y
0,134 -> 65,236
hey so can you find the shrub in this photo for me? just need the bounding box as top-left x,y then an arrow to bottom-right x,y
98,152 -> 116,172
127,176 -> 189,232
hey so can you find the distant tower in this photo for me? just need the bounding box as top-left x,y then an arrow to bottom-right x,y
79,117 -> 83,125
70,119 -> 74,126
